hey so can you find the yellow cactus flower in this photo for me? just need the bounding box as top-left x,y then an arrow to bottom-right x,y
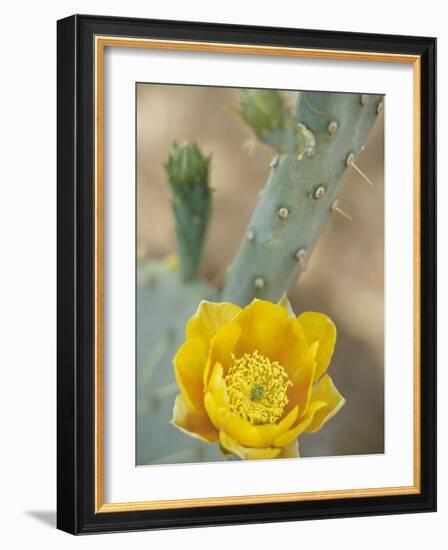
171,298 -> 345,460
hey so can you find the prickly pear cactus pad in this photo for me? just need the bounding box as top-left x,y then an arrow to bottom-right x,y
137,258 -> 222,464
136,83 -> 385,465
223,90 -> 383,306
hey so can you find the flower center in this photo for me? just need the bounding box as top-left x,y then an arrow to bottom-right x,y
225,351 -> 292,425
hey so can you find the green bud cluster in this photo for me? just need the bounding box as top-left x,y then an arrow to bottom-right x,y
165,142 -> 212,281
239,89 -> 288,140
239,89 -> 315,157
165,142 -> 210,189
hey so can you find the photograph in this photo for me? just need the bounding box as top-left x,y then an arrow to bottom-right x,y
54,12 -> 436,535
0,0 -> 440,542
136,84 -> 385,466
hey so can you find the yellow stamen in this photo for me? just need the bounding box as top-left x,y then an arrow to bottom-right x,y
225,351 -> 292,425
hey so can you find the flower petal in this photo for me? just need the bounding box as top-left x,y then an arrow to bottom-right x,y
305,375 -> 345,433
203,321 -> 242,385
207,362 -> 228,406
277,295 -> 295,317
224,406 -> 299,448
171,393 -> 218,443
235,315 -> 311,381
204,391 -> 230,432
298,312 -> 336,381
219,431 -> 282,460
238,298 -> 289,322
186,301 -> 241,346
273,400 -> 327,447
173,337 -> 208,413
205,365 -> 300,448
285,341 -> 317,413
235,314 -> 291,361
233,299 -> 289,355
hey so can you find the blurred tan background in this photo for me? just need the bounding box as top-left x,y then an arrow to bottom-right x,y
137,84 -> 384,457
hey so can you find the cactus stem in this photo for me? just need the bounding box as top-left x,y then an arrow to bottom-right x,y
297,122 -> 317,158
314,186 -> 327,200
149,381 -> 178,400
332,200 -> 353,221
327,121 -> 338,136
360,94 -> 370,105
141,330 -> 174,385
266,234 -> 280,242
303,92 -> 327,116
153,448 -> 201,465
277,207 -> 289,219
143,273 -> 157,287
165,141 -> 212,281
254,277 -> 265,289
222,90 -> 382,306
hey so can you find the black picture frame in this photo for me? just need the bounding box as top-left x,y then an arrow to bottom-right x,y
57,14 -> 436,535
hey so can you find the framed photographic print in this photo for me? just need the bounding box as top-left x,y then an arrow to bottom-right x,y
57,14 -> 436,534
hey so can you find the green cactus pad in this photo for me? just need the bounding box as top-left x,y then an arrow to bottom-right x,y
223,91 -> 383,306
136,259 -> 223,464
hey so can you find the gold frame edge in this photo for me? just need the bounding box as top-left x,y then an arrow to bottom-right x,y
94,35 -> 422,513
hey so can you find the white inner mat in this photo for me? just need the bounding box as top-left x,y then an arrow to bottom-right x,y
104,45 -> 414,504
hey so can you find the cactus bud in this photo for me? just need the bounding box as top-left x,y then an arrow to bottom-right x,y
165,142 -> 210,189
239,89 -> 288,140
238,89 -> 315,156
164,142 -> 212,281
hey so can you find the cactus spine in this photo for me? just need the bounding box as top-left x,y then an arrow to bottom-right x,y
222,90 -> 383,306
